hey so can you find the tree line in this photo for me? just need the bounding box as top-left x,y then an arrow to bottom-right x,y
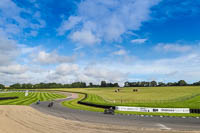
0,80 -> 200,89
4,81 -> 119,89
124,80 -> 200,87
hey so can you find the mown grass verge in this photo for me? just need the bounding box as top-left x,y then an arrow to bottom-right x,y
61,91 -> 200,117
49,87 -> 200,109
5,88 -> 200,117
0,91 -> 66,105
61,93 -> 104,112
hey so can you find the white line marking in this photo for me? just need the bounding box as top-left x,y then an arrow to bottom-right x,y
157,123 -> 171,130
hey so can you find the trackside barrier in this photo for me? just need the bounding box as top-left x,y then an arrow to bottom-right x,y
115,106 -> 190,113
77,92 -> 115,109
190,109 -> 200,114
78,101 -> 115,109
0,97 -> 18,100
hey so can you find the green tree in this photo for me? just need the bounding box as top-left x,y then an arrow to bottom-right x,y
0,84 -> 5,89
114,83 -> 119,87
178,80 -> 187,86
151,81 -> 157,87
101,81 -> 107,87
10,83 -> 21,89
158,82 -> 165,86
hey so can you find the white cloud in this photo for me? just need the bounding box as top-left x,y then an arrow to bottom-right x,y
0,32 -> 19,65
57,16 -> 82,35
70,30 -> 101,45
0,0 -> 46,37
104,52 -> 200,82
131,38 -> 147,44
58,0 -> 161,44
1,49 -> 200,85
55,64 -> 79,76
19,44 -> 41,55
33,51 -> 76,65
154,43 -> 193,52
83,64 -> 128,83
44,63 -> 129,85
0,64 -> 27,75
112,49 -> 127,56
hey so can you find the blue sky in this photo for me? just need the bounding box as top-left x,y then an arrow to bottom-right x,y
0,0 -> 200,85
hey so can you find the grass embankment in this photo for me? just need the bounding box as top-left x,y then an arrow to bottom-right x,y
7,87 -> 200,117
55,86 -> 200,117
61,92 -> 200,117
0,92 -> 66,105
57,86 -> 200,109
61,93 -> 104,112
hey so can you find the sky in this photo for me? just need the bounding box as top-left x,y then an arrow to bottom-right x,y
0,0 -> 200,86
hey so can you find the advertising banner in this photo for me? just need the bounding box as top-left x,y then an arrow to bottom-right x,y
116,106 -> 190,113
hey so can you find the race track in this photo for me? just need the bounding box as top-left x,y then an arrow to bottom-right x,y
31,92 -> 200,132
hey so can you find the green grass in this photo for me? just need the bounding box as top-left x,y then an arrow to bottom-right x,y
61,92 -> 200,117
61,94 -> 104,112
55,86 -> 200,109
0,91 -> 66,105
8,86 -> 200,117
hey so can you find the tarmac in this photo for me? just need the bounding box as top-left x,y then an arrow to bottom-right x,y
31,92 -> 200,132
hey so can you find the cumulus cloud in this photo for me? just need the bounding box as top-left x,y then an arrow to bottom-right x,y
70,30 -> 101,45
0,32 -> 19,65
106,52 -> 200,82
45,63 -> 79,82
45,63 -> 129,85
57,16 -> 82,35
154,43 -> 193,52
131,38 -> 147,44
55,63 -> 79,76
33,51 -> 76,65
0,64 -> 27,75
0,0 -> 46,37
83,64 -> 129,83
58,0 -> 161,45
112,49 -> 127,56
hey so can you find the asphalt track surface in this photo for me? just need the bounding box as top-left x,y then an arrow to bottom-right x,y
31,92 -> 200,132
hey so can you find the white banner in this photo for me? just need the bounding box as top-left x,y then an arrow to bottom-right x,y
116,106 -> 190,113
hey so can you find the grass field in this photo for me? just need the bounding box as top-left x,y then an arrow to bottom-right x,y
4,87 -> 200,117
56,86 -> 200,109
61,93 -> 104,112
60,90 -> 200,117
0,91 -> 66,105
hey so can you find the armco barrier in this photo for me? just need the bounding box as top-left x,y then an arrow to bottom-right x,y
190,109 -> 200,114
78,101 -> 115,109
77,92 -> 115,109
0,97 -> 18,100
116,106 -> 190,113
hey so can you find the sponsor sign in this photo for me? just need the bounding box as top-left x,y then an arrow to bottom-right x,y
116,106 -> 190,113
